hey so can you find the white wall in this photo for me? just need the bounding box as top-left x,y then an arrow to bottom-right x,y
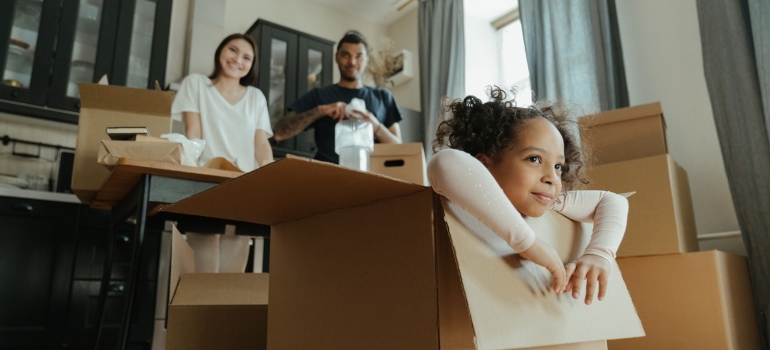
464,12 -> 502,100
386,8 -> 421,112
615,0 -> 740,238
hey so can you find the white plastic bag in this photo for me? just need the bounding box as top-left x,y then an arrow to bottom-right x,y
160,133 -> 206,166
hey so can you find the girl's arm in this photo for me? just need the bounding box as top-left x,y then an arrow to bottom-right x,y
550,191 -> 628,265
428,149 -> 567,293
428,149 -> 537,252
551,191 -> 628,305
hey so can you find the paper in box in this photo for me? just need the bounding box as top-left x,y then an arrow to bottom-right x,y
166,225 -> 268,350
609,251 -> 760,350
160,157 -> 644,349
580,102 -> 667,166
369,142 -> 428,185
585,154 -> 698,257
72,83 -> 173,204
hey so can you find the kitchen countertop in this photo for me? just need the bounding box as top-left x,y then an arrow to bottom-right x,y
0,187 -> 81,204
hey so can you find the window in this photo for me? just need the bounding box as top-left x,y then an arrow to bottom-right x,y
495,7 -> 533,106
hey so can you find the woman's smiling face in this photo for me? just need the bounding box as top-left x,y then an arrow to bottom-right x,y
481,117 -> 565,217
218,38 -> 254,79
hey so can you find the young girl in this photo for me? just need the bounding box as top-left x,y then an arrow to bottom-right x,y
428,88 -> 628,305
173,33 -> 273,171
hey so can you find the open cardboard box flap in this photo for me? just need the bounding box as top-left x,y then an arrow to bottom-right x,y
72,82 -> 173,204
160,157 -> 643,349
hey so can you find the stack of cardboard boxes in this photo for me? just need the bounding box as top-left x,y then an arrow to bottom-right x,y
580,102 -> 760,349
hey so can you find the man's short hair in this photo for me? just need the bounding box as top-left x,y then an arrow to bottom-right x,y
337,30 -> 369,54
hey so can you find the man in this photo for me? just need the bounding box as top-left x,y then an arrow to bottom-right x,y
272,31 -> 403,164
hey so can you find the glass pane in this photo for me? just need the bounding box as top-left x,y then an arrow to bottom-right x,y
126,0 -> 156,89
306,49 -> 323,92
67,0 -> 104,98
3,0 -> 42,89
269,38 -> 287,127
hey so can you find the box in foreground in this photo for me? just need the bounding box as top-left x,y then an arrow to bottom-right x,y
609,251 -> 760,350
161,157 -> 644,349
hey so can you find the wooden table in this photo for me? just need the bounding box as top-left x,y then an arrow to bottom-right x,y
90,159 -> 250,350
91,158 -> 243,209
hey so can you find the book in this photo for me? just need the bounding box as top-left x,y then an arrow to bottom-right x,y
106,126 -> 150,141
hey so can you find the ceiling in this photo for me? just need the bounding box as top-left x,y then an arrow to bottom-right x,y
304,0 -> 519,26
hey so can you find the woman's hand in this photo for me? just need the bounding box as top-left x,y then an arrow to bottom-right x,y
564,254 -> 612,305
518,239 -> 566,293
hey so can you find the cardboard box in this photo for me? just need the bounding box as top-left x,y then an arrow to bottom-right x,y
369,142 -> 428,185
72,83 -> 173,204
585,154 -> 698,257
580,102 -> 667,166
166,226 -> 268,350
160,157 -> 644,349
97,140 -> 184,167
609,251 -> 760,350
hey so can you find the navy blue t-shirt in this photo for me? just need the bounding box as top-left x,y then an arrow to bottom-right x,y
288,84 -> 402,164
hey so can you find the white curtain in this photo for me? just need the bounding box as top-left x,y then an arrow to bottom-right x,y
519,0 -> 628,111
419,0 -> 465,157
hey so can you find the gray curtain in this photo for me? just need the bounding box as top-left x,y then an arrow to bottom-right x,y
419,0 -> 465,155
697,0 -> 770,348
519,0 -> 628,111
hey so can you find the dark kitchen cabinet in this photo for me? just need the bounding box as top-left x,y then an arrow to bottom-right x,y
246,19 -> 334,159
0,196 -> 79,348
0,0 -> 172,124
0,198 -> 160,348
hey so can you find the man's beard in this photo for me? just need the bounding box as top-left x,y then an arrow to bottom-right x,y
340,73 -> 358,82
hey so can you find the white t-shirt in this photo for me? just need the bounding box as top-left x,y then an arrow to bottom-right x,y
172,74 -> 273,171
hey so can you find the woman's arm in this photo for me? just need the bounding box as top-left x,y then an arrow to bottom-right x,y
254,129 -> 273,167
183,112 -> 203,140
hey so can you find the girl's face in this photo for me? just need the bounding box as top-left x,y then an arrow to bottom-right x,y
480,117 -> 565,217
219,38 -> 254,80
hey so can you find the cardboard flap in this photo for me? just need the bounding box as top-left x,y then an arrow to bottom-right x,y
580,101 -> 666,128
170,225 -> 196,303
172,273 -> 268,306
371,142 -> 424,157
442,200 -> 645,349
79,83 -> 174,116
161,157 -> 426,225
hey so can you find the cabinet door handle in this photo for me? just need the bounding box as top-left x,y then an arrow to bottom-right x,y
116,234 -> 130,243
12,203 -> 33,212
108,283 -> 126,293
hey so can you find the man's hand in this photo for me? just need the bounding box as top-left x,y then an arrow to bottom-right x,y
318,102 -> 347,121
349,109 -> 381,130
564,254 -> 611,305
518,239 -> 566,293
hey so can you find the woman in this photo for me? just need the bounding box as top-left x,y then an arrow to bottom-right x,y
173,33 -> 273,171
171,34 -> 272,273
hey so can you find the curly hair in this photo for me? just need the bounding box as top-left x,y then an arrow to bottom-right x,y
432,87 -> 590,190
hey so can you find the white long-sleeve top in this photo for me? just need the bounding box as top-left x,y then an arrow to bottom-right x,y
427,149 -> 628,264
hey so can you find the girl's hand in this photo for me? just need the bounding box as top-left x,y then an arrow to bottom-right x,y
518,239 -> 566,293
564,254 -> 612,305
